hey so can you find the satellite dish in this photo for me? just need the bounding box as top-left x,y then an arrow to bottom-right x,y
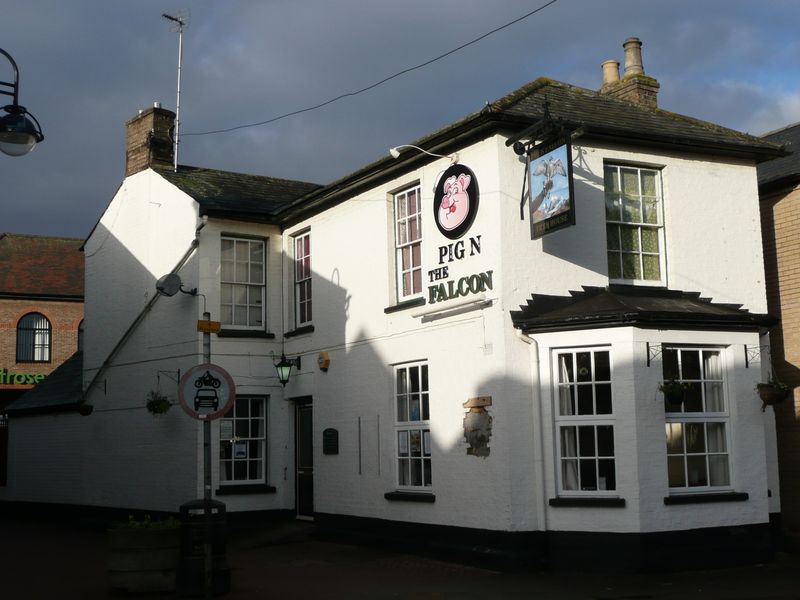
156,273 -> 183,297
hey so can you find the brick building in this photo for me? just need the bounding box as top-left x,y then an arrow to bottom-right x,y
758,124 -> 800,550
0,233 -> 84,484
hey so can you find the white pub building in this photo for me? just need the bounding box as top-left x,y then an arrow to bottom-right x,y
1,39 -> 787,570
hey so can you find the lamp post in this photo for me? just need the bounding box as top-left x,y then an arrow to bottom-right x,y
0,48 -> 43,156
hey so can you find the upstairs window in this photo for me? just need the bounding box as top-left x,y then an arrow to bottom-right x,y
294,231 -> 312,327
17,312 -> 51,363
604,165 -> 664,284
394,185 -> 423,300
221,237 -> 265,329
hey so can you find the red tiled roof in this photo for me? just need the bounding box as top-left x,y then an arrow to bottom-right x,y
0,233 -> 84,298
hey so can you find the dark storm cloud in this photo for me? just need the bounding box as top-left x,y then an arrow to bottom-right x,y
2,0 -> 799,237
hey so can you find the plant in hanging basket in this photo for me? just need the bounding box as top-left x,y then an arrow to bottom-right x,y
146,390 -> 172,415
755,380 -> 791,411
658,380 -> 692,406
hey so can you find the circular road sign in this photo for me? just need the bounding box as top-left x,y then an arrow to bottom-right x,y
178,363 -> 236,421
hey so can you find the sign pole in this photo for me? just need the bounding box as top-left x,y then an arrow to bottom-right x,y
202,310 -> 212,600
176,320 -> 231,597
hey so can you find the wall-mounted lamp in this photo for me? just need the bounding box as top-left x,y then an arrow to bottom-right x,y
274,354 -> 301,387
0,48 -> 44,157
389,144 -> 458,164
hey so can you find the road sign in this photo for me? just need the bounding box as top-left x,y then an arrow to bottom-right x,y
178,363 -> 235,421
197,319 -> 221,333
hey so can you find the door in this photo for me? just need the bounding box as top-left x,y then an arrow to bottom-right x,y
295,401 -> 313,519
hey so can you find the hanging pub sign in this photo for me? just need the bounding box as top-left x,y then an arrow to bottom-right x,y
433,164 -> 479,240
528,138 -> 575,240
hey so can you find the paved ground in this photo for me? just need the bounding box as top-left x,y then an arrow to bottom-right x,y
2,514 -> 799,599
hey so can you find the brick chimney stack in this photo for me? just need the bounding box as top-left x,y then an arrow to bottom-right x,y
600,37 -> 660,108
125,103 -> 175,177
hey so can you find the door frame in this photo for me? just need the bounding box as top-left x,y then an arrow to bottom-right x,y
292,396 -> 313,520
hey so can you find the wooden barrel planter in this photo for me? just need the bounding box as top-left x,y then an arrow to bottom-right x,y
107,526 -> 180,593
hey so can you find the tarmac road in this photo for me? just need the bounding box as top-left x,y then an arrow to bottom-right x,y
2,514 -> 799,599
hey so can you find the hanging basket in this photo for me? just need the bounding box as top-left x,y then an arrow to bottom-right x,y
756,383 -> 791,411
659,381 -> 689,407
146,391 -> 172,415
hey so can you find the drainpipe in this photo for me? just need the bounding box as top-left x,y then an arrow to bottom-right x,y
515,328 -> 548,533
81,236 -> 201,404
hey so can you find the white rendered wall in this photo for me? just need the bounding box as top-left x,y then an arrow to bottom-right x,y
527,326 -> 771,534
496,137 -> 769,314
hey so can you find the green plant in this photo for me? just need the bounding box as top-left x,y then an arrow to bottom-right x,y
755,379 -> 790,393
756,377 -> 791,411
658,380 -> 692,394
146,390 -> 172,415
113,514 -> 180,531
658,380 -> 692,406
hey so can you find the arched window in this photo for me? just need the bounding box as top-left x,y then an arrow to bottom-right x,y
77,319 -> 85,352
17,313 -> 51,363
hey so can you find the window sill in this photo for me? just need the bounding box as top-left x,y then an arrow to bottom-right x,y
384,297 -> 425,314
217,329 -> 275,339
284,325 -> 315,338
384,491 -> 435,503
664,492 -> 748,505
549,497 -> 626,508
216,484 -> 276,496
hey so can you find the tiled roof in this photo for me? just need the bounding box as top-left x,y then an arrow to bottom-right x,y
5,352 -> 83,415
154,165 -> 321,222
758,122 -> 800,188
497,79 -> 781,159
511,285 -> 776,333
147,79 -> 784,226
280,78 -> 784,225
0,233 -> 84,299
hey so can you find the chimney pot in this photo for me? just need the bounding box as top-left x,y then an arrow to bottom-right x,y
601,59 -> 620,90
622,37 -> 645,77
153,101 -> 162,109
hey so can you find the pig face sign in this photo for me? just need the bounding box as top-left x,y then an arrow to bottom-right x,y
433,164 -> 479,239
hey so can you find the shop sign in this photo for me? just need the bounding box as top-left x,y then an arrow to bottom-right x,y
0,368 -> 45,386
433,164 -> 479,240
427,234 -> 492,304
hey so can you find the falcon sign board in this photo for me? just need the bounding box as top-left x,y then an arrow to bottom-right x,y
528,139 -> 575,239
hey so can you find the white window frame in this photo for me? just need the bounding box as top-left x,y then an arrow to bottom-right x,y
394,185 -> 423,301
604,164 -> 666,286
663,346 -> 732,493
220,236 -> 265,330
293,231 -> 312,327
394,361 -> 431,490
553,347 -> 617,496
220,395 -> 268,486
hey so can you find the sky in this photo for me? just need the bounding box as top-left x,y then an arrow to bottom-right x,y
3,0 -> 800,238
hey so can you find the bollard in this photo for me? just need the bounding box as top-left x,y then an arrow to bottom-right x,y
176,499 -> 231,597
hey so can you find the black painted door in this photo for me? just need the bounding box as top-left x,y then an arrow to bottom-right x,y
295,401 -> 313,519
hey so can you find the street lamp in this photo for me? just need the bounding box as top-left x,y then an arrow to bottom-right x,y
0,48 -> 43,157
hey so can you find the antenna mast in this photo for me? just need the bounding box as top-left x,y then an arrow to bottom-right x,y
162,12 -> 187,172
